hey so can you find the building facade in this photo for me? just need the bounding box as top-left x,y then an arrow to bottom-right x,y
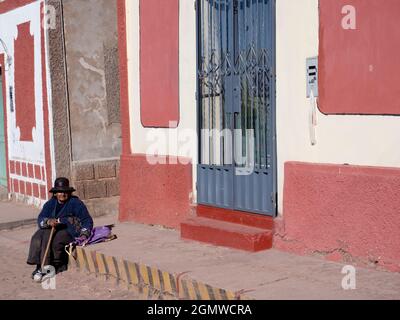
1,0 -> 399,273
117,0 -> 400,272
0,0 -> 121,214
0,0 -> 53,206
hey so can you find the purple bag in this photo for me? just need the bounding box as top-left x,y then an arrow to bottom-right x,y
73,224 -> 117,247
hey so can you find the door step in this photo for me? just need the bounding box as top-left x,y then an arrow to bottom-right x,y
181,216 -> 273,252
197,205 -> 274,230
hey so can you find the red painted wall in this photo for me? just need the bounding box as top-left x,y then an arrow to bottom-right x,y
40,2 -> 52,197
119,154 -> 192,229
140,0 -> 179,128
275,162 -> 400,272
0,0 -> 36,14
0,4 -> 52,199
319,0 -> 400,115
14,22 -> 36,142
117,0 -> 131,155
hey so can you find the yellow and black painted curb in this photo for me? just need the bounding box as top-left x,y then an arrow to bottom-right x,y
68,246 -> 254,300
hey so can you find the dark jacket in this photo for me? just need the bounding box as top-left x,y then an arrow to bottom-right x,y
37,196 -> 93,239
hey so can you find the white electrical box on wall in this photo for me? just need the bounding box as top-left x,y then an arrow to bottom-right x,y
306,57 -> 318,98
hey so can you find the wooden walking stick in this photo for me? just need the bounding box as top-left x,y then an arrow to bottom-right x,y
41,226 -> 56,273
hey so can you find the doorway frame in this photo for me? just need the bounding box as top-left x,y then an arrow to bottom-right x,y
0,56 -> 9,190
195,0 -> 277,217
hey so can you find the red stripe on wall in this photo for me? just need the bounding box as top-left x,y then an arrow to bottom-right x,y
39,185 -> 46,200
19,180 -> 25,195
32,183 -> 39,198
34,165 -> 41,180
41,2 -> 52,199
9,161 -> 15,174
117,0 -> 131,155
16,161 -> 21,175
21,162 -> 27,177
14,22 -> 36,141
28,163 -> 34,178
26,182 -> 32,196
139,0 -> 179,128
0,0 -> 36,14
13,179 -> 19,193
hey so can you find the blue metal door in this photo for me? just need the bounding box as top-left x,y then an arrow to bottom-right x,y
0,66 -> 7,187
197,0 -> 276,215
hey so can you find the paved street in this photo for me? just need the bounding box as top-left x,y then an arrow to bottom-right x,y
0,201 -> 37,231
0,201 -> 399,300
1,0 -> 400,304
0,226 -> 138,300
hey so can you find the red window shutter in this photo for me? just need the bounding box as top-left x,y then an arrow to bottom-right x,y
319,0 -> 400,115
140,0 -> 179,127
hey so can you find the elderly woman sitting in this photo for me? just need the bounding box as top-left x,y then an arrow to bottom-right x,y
27,177 -> 93,281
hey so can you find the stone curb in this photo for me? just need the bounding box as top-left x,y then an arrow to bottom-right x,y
0,219 -> 37,231
69,246 -> 254,300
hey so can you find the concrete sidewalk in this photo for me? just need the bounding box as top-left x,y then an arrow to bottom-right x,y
73,215 -> 400,300
0,201 -> 399,300
0,201 -> 38,230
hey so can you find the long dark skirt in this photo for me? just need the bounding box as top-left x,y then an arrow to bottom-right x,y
27,227 -> 73,268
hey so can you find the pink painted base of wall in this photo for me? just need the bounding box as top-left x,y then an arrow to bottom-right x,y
274,162 -> 400,272
118,154 -> 192,229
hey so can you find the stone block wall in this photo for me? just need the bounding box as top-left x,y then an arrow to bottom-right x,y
72,159 -> 120,200
71,159 -> 120,217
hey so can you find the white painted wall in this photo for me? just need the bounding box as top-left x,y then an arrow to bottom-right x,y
126,0 -> 400,215
0,1 -> 44,163
276,0 -> 400,214
0,1 -> 51,206
126,0 -> 198,196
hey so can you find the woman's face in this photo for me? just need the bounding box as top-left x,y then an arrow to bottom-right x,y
56,192 -> 70,203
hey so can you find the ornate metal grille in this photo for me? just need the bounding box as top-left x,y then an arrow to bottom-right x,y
197,0 -> 276,215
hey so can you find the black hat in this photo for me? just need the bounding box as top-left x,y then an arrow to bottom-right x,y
49,177 -> 76,194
